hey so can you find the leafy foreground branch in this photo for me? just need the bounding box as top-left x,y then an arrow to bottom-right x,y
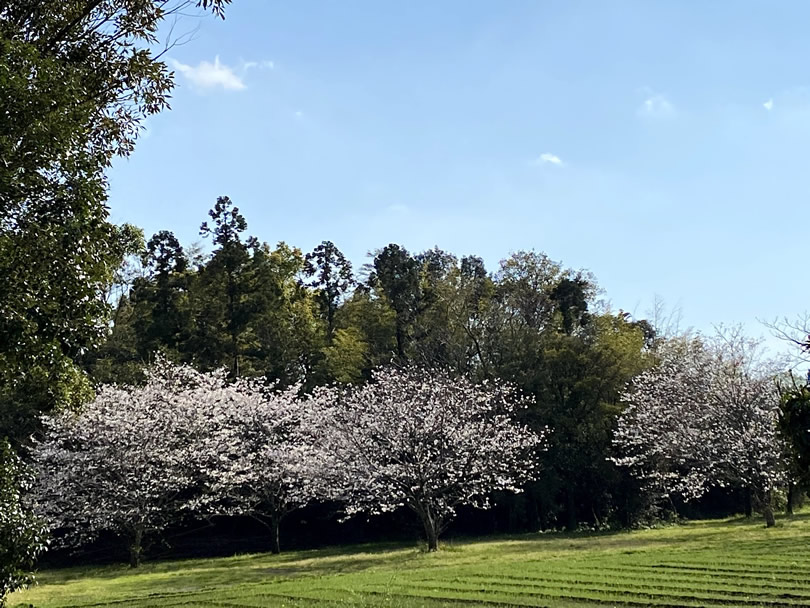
0,440 -> 48,608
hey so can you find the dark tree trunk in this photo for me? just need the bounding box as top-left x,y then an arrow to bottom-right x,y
418,506 -> 441,552
252,512 -> 284,554
744,486 -> 753,518
424,519 -> 440,552
270,515 -> 281,555
129,527 -> 144,568
786,482 -> 795,516
395,324 -> 406,359
230,324 -> 239,378
762,490 -> 776,528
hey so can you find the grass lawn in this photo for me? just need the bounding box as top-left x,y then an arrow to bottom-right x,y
10,513 -> 810,607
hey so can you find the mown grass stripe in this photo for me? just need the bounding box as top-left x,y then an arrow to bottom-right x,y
364,586 -> 734,608
545,560 -> 810,584
492,563 -> 810,588
416,563 -> 810,594
419,572 -> 810,599
357,579 -> 798,608
382,576 -> 808,607
649,562 -> 810,577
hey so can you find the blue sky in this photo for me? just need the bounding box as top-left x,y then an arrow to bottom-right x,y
108,0 -> 810,352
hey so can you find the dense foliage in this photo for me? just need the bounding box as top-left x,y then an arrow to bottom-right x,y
0,0 -> 231,441
0,440 -> 47,607
16,188 -> 804,566
778,383 -> 810,512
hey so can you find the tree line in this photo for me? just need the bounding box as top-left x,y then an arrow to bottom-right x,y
24,267 -> 810,570
77,194 -> 810,532
80,195 -> 656,537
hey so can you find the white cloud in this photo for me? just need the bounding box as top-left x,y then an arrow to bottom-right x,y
763,98 -> 774,111
534,153 -> 564,166
294,110 -> 304,119
170,56 -> 245,91
638,93 -> 675,118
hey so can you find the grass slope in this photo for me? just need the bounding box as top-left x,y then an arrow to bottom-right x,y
11,513 -> 810,608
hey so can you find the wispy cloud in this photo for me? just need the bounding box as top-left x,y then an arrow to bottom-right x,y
294,110 -> 304,119
171,56 -> 246,91
757,88 -> 810,128
244,59 -> 275,71
534,153 -> 565,167
638,90 -> 675,118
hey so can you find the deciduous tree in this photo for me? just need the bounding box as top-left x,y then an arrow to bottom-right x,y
310,367 -> 544,551
209,378 -> 315,554
32,359 -> 227,567
613,331 -> 786,526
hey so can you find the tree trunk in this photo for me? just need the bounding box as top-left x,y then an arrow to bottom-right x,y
744,486 -> 753,518
270,515 -> 281,555
395,324 -> 406,359
786,482 -> 795,516
129,527 -> 144,568
762,490 -> 776,528
419,509 -> 441,552
424,520 -> 440,552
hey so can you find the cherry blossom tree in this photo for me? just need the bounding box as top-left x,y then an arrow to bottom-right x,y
613,330 -> 786,526
612,338 -> 717,502
207,378 -> 315,554
31,358 -> 229,567
309,367 -> 544,551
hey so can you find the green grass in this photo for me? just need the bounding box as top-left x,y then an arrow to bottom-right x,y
11,513 -> 810,607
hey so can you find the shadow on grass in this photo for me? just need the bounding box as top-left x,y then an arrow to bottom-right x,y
35,509 -> 810,591
36,540 -> 427,588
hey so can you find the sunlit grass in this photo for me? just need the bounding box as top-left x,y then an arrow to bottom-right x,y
11,512 -> 810,607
